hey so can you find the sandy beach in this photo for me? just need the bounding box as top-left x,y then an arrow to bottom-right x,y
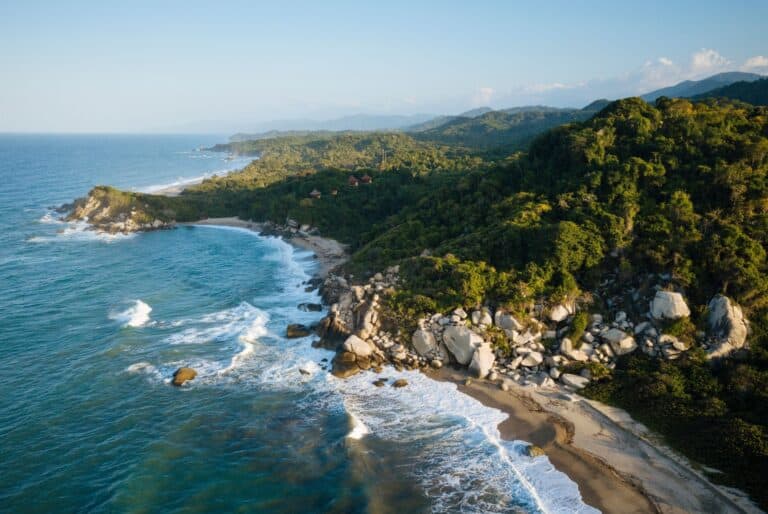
432,366 -> 760,514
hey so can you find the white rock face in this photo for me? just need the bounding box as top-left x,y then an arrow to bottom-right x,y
343,335 -> 373,357
521,351 -> 543,367
707,295 -> 748,358
411,329 -> 437,357
442,326 -> 483,365
549,304 -> 571,323
561,373 -> 590,389
495,310 -> 523,331
469,343 -> 495,378
603,328 -> 637,355
650,291 -> 691,320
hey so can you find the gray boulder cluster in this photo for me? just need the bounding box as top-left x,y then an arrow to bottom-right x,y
317,268 -> 750,391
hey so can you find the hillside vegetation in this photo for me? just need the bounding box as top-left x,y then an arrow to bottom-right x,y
694,77 -> 768,106
72,97 -> 768,507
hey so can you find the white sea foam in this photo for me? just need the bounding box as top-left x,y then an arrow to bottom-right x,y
345,409 -> 370,440
110,300 -> 153,328
28,219 -> 135,244
163,302 -> 268,345
334,371 -> 599,514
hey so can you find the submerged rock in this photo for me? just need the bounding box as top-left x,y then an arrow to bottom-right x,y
298,302 -> 323,312
526,445 -> 546,457
171,367 -> 197,386
392,378 -> 408,388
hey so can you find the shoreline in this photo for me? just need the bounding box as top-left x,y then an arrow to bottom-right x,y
430,366 -> 759,514
181,217 -> 349,278
168,216 -> 757,513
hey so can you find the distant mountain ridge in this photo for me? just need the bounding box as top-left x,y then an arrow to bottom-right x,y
641,72 -> 764,101
229,113 -> 437,142
693,77 -> 768,106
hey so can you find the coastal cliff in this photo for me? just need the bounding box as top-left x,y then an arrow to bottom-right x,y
64,186 -> 176,234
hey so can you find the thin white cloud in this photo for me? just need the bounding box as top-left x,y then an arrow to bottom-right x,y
690,48 -> 730,75
658,57 -> 673,66
471,87 -> 495,106
743,55 -> 768,71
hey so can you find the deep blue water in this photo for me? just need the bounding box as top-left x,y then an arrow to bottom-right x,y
0,134 -> 596,513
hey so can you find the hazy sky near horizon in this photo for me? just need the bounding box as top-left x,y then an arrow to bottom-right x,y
1,0 -> 767,133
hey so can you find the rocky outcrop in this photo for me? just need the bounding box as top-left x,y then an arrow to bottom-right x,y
469,343 -> 495,378
171,367 -> 197,386
412,329 -> 438,357
706,295 -> 749,358
650,291 -> 691,320
442,326 -> 483,365
286,324 -> 311,338
64,186 -> 175,234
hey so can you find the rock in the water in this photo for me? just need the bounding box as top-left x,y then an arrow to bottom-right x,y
430,359 -> 443,369
411,329 -> 438,357
468,343 -> 495,378
298,302 -> 323,312
373,378 -> 387,387
392,378 -> 408,388
286,323 -> 311,338
171,367 -> 197,386
331,351 -> 360,378
650,291 -> 690,320
343,334 -> 373,357
707,295 -> 749,358
561,373 -> 590,389
526,445 -> 546,457
602,328 -> 637,355
442,325 -> 483,365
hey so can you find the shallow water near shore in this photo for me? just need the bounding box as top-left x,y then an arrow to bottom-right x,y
0,134 -> 597,513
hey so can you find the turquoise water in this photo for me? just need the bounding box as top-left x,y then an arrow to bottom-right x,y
0,135 -> 596,513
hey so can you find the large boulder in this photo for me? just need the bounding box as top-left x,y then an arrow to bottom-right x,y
707,295 -> 749,358
286,324 -> 311,338
331,351 -> 360,378
442,325 -> 483,365
343,334 -> 373,357
650,291 -> 691,320
495,310 -> 523,331
171,367 -> 197,386
561,373 -> 590,389
469,343 -> 495,378
411,329 -> 438,357
521,351 -> 544,367
548,304 -> 572,323
602,328 -> 637,355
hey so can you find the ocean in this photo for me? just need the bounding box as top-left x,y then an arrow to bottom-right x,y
0,134 -> 597,513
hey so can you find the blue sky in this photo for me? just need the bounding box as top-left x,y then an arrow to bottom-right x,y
1,0 -> 767,132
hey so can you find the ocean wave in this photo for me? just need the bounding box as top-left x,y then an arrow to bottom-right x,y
163,301 -> 269,345
110,300 -> 153,328
28,219 -> 135,244
335,371 -> 598,514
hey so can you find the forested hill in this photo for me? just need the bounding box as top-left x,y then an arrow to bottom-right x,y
693,77 -> 768,106
69,97 -> 768,507
409,104 -> 604,153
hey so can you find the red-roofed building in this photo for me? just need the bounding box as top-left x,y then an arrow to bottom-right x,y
348,176 -> 359,187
